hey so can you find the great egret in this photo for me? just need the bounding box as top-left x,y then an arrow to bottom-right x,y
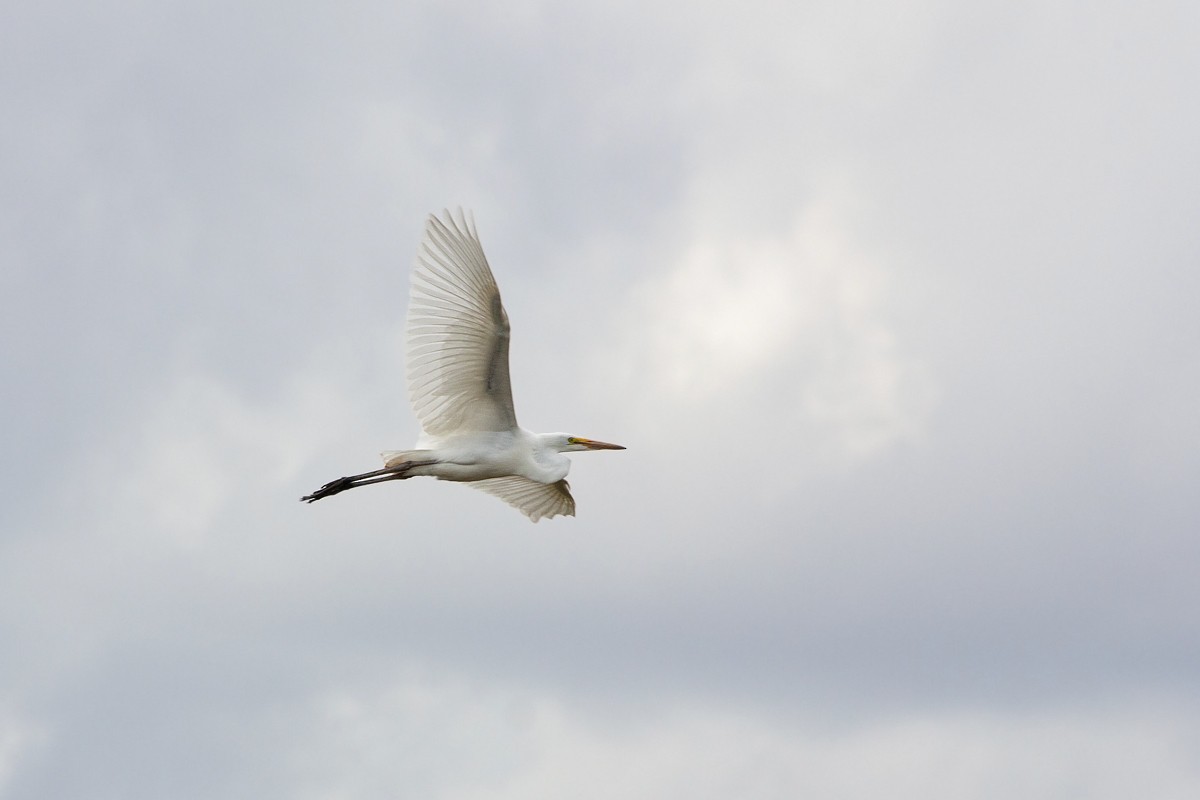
301,209 -> 625,521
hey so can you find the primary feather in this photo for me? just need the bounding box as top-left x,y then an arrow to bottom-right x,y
406,210 -> 516,435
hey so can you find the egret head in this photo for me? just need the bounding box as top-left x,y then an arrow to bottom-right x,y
554,434 -> 626,453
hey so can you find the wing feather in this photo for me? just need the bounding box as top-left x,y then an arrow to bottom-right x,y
470,477 -> 576,522
406,210 -> 517,435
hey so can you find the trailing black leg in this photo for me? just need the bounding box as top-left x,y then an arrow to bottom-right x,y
300,460 -> 437,503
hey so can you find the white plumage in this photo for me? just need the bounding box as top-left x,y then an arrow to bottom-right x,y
302,209 -> 624,521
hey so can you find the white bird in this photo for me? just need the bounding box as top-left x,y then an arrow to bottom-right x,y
302,209 -> 625,521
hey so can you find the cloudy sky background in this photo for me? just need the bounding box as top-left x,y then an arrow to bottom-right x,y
3,0 -> 1199,797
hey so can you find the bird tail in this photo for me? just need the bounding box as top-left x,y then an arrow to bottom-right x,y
380,450 -> 432,469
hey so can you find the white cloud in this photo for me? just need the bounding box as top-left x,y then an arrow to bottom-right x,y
0,710 -> 47,797
605,188 -> 934,477
101,360 -> 370,550
283,671 -> 1200,800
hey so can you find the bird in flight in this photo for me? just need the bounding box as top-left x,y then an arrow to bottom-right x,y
301,209 -> 625,521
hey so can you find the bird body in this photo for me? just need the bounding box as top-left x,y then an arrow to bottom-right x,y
302,210 -> 624,521
383,430 -> 570,484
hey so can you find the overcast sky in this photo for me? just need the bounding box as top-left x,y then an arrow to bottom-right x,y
3,1 -> 1199,798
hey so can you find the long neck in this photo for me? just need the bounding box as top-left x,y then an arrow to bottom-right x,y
530,433 -> 571,482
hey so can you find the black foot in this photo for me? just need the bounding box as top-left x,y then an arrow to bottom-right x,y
300,476 -> 354,503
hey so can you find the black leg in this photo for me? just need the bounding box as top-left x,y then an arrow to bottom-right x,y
300,460 -> 438,503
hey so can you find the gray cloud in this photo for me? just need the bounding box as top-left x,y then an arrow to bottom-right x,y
3,0 -> 1199,797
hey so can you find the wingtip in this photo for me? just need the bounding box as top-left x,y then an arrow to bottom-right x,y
429,207 -> 476,239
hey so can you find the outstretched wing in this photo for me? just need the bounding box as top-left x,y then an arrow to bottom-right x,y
406,209 -> 518,436
469,477 -> 576,522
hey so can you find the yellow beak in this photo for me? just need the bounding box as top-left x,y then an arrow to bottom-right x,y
575,437 -> 626,450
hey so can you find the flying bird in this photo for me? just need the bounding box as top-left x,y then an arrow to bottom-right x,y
301,209 -> 625,521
